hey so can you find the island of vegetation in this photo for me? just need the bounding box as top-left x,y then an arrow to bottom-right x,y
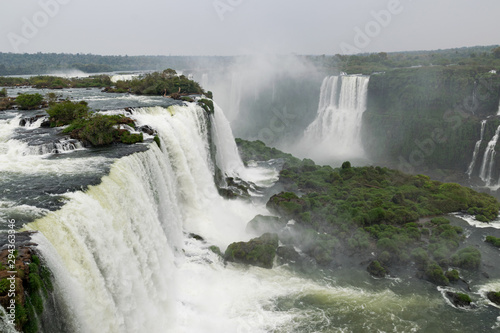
230,138 -> 500,296
0,70 -> 215,147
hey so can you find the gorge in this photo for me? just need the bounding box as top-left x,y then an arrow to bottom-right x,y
1,59 -> 500,332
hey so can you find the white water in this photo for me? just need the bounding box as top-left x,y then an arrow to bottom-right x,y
300,75 -> 370,162
21,103 -> 428,332
228,72 -> 243,122
478,124 -> 500,186
466,120 -> 487,177
110,74 -> 139,83
211,103 -> 246,178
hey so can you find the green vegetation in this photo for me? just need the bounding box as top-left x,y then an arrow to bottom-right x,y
236,139 -> 499,284
487,291 -> 500,305
198,99 -> 214,114
63,113 -> 142,146
450,247 -> 482,269
0,52 -> 232,75
445,269 -> 460,282
46,100 -> 90,126
0,278 -> 8,294
0,88 -> 6,97
0,75 -> 112,89
323,45 -> 500,75
485,235 -> 500,247
15,93 -> 44,110
153,135 -> 161,148
235,138 -> 302,167
106,69 -> 204,96
363,65 -> 500,173
224,233 -> 279,269
45,99 -> 143,146
367,260 -> 387,278
456,293 -> 472,303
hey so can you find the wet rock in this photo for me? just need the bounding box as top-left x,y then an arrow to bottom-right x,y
276,245 -> 301,264
486,291 -> 500,305
224,233 -> 279,269
446,292 -> 472,307
246,215 -> 285,235
138,125 -> 156,136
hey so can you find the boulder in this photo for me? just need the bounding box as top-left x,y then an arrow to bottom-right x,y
446,292 -> 472,307
276,245 -> 301,264
246,215 -> 285,236
487,291 -> 500,305
224,233 -> 279,269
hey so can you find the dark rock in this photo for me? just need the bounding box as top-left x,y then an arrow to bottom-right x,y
138,125 -> 156,136
446,291 -> 472,307
276,245 -> 301,264
188,233 -> 204,242
209,246 -> 222,257
246,215 -> 285,235
224,233 -> 279,269
19,114 -> 46,127
40,118 -> 51,128
487,291 -> 500,305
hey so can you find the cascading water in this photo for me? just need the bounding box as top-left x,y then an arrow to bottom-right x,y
299,75 -> 370,163
466,120 -> 487,177
23,104 -> 277,332
479,124 -> 500,187
1,87 -> 499,332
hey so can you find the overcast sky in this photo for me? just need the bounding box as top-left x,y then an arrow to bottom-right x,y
0,0 -> 498,56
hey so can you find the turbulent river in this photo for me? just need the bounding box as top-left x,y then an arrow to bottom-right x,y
1,87 -> 499,332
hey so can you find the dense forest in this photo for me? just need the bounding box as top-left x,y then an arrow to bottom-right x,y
0,53 -> 233,75
1,45 -> 499,75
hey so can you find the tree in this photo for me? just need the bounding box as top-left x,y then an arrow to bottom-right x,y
15,93 -> 43,110
492,47 -> 500,59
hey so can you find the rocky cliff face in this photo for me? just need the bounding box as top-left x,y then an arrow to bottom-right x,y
362,67 -> 500,182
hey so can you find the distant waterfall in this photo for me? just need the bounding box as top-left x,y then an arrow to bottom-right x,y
478,124 -> 500,186
466,120 -> 487,177
201,73 -> 208,90
301,75 -> 369,162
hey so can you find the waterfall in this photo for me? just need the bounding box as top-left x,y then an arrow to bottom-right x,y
228,72 -> 243,122
466,120 -> 487,177
26,104 -> 275,332
211,103 -> 245,178
201,73 -> 208,90
300,75 -> 370,161
478,124 -> 500,186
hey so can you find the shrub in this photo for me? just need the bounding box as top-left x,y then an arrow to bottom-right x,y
450,246 -> 481,270
0,278 -> 9,294
16,93 -> 43,110
485,236 -> 500,248
341,161 -> 351,169
424,261 -> 449,285
47,100 -> 89,126
0,88 -> 6,97
78,115 -> 116,146
367,260 -> 387,277
445,269 -> 460,282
